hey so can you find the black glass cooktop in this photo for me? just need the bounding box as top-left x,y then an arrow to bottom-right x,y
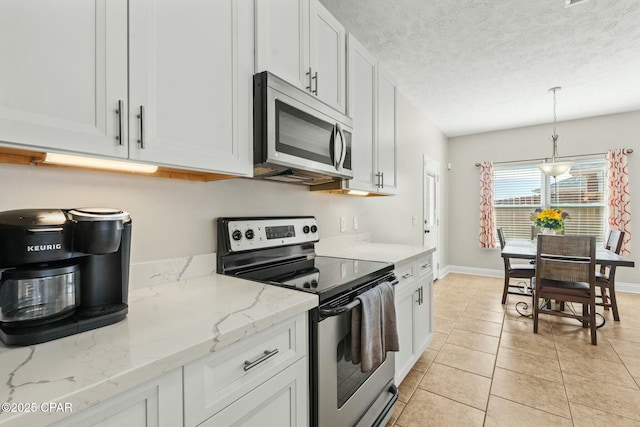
242,256 -> 393,302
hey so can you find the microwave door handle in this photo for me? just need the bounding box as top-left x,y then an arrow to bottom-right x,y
330,125 -> 340,168
336,123 -> 346,169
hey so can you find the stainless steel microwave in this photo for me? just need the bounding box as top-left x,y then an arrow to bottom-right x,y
253,72 -> 353,185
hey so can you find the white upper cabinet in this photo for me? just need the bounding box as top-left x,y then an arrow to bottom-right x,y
128,0 -> 253,175
376,63 -> 398,194
0,0 -> 253,176
345,34 -> 398,195
256,0 -> 346,113
346,34 -> 376,193
0,0 -> 128,158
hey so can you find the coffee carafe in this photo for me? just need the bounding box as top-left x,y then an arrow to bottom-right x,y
0,208 -> 131,345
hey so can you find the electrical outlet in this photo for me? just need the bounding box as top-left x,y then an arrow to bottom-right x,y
353,217 -> 359,231
340,217 -> 347,233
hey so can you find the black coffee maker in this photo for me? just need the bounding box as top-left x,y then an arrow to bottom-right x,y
0,208 -> 132,345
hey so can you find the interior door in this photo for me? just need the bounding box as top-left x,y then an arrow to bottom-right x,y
423,157 -> 440,279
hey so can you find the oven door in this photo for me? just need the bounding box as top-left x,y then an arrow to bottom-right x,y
316,297 -> 398,427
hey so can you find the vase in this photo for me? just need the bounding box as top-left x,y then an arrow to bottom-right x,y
542,228 -> 556,235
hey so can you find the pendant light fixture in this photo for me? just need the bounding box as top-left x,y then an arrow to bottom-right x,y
537,87 -> 574,177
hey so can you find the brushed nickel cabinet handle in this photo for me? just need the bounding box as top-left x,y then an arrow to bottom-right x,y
312,71 -> 318,95
306,67 -> 313,92
244,348 -> 279,371
115,100 -> 124,146
137,105 -> 145,149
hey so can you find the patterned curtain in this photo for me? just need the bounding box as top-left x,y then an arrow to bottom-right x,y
606,149 -> 631,255
479,161 -> 496,248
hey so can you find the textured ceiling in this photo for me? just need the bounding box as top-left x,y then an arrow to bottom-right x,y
319,0 -> 640,137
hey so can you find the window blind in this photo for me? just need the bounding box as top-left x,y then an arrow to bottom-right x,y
493,159 -> 606,245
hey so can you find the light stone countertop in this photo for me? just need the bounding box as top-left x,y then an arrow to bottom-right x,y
0,271 -> 318,426
316,241 -> 435,266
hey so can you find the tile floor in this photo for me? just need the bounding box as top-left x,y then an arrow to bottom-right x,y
387,273 -> 640,427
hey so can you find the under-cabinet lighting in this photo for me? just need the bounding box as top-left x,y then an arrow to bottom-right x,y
347,190 -> 370,196
43,153 -> 158,174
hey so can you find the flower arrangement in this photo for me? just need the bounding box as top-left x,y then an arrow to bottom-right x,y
530,208 -> 570,232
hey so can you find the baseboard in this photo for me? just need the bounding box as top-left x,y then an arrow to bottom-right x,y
441,265 -> 640,294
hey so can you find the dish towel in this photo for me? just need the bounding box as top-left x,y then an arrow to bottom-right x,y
351,282 -> 399,373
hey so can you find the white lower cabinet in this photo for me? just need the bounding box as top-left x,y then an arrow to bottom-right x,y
183,313 -> 308,427
394,253 -> 433,384
53,313 -> 309,427
53,368 -> 183,427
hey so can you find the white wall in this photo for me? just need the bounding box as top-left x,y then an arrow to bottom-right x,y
0,91 -> 447,266
447,110 -> 640,285
367,90 -> 449,266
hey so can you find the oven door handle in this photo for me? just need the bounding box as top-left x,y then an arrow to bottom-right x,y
318,277 -> 399,317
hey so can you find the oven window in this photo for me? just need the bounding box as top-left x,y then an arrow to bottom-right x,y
336,312 -> 375,408
275,100 -> 335,165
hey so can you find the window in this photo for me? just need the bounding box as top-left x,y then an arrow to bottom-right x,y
494,159 -> 606,244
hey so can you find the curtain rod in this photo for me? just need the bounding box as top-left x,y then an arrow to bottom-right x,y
474,149 -> 633,167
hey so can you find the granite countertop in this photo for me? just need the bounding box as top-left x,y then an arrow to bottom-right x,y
0,271 -> 318,426
316,241 -> 435,265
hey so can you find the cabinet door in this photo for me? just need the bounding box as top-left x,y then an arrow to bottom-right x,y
53,369 -> 183,427
309,0 -> 346,112
0,0 -> 128,158
346,34 -> 376,192
376,63 -> 398,194
201,358 -> 308,427
394,281 -> 418,384
129,0 -> 253,175
255,0 -> 310,91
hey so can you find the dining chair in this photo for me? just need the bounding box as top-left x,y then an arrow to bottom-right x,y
498,228 -> 536,304
533,235 -> 597,345
596,230 -> 625,321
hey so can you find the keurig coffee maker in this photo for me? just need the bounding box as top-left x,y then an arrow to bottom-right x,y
0,208 -> 131,345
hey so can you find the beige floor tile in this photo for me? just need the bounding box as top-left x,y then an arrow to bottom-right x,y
413,349 -> 438,373
395,389 -> 484,427
433,316 -> 456,334
446,328 -> 500,354
557,349 -> 638,389
604,325 -> 640,344
608,338 -> 640,358
397,368 -> 425,404
490,367 -> 571,418
434,343 -> 496,378
418,362 -> 490,410
434,305 -> 466,321
485,395 -> 572,427
496,347 -> 563,383
499,331 -> 557,359
465,299 -> 506,314
454,316 -> 503,337
385,400 -> 405,427
564,372 -> 640,421
427,332 -> 447,351
462,307 -> 505,324
570,402 -> 640,427
553,334 -> 621,363
620,354 -> 640,379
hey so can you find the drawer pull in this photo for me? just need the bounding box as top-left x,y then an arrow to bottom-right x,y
243,348 -> 279,371
421,264 -> 430,269
401,273 -> 413,280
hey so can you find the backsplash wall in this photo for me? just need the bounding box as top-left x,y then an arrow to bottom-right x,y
0,92 -> 448,265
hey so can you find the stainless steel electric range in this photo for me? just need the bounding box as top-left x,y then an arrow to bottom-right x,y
217,216 -> 399,427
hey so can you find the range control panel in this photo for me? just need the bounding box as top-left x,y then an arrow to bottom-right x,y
226,217 -> 319,252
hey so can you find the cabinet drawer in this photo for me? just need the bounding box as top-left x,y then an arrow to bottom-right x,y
416,254 -> 432,279
183,313 -> 308,427
395,263 -> 415,287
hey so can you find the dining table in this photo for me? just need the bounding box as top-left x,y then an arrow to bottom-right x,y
501,239 -> 635,268
501,238 -> 635,320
